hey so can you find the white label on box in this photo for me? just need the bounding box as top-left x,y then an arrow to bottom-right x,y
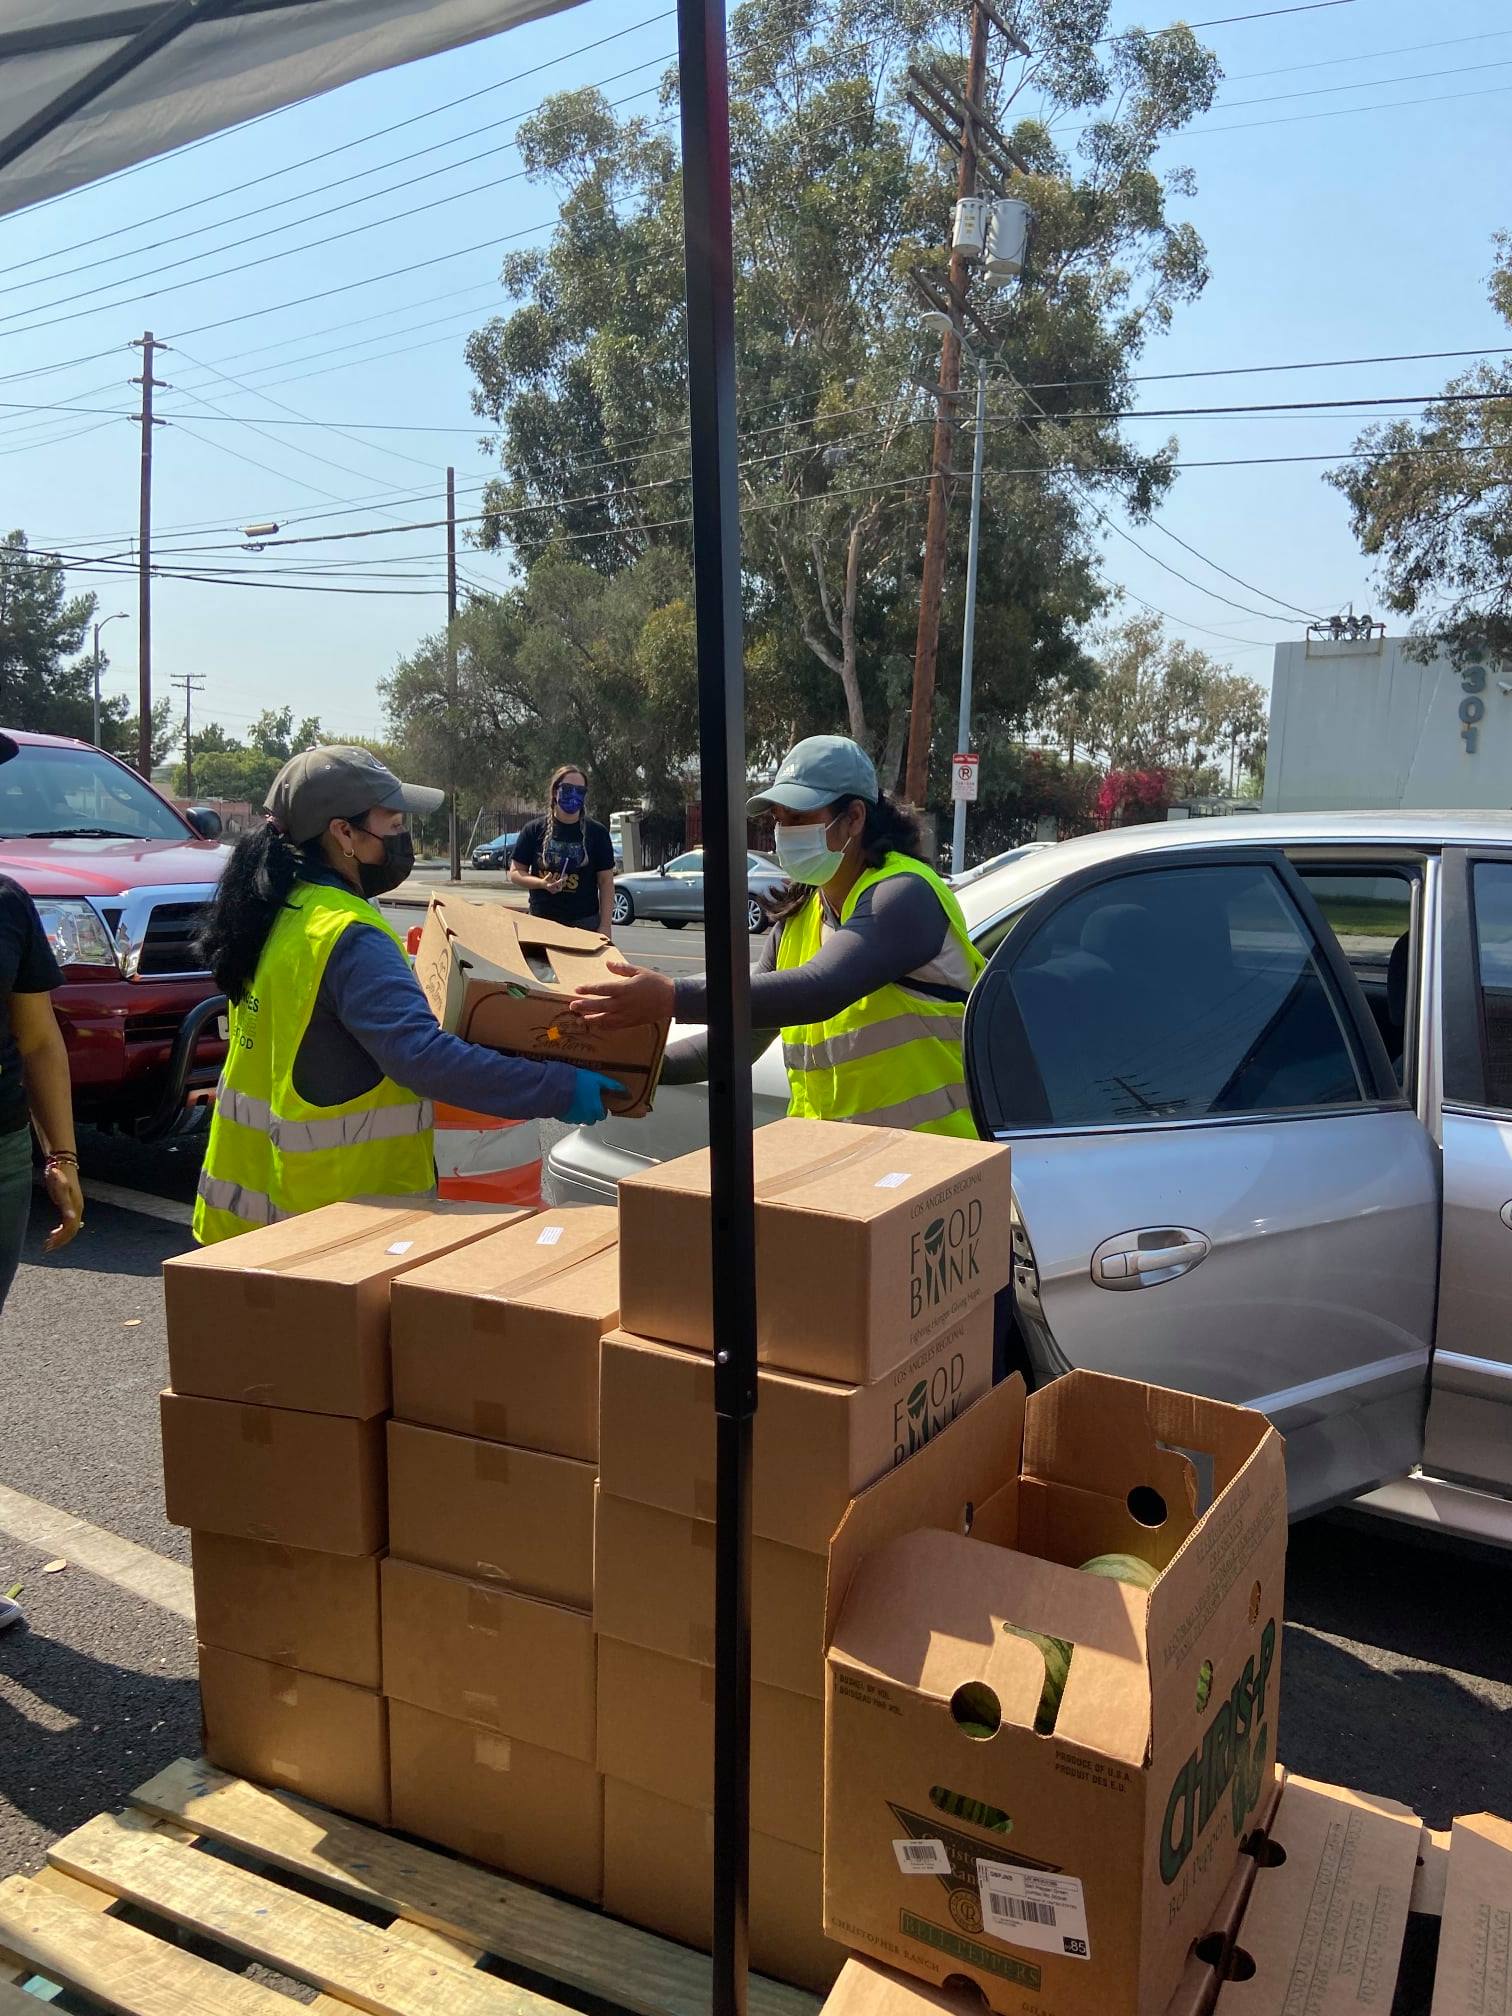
893,1838 -> 951,1875
874,1171 -> 912,1190
976,1862 -> 1091,1960
385,1240 -> 415,1256
535,1224 -> 564,1246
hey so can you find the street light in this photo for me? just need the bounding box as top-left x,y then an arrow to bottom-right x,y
919,311 -> 989,879
92,611 -> 129,748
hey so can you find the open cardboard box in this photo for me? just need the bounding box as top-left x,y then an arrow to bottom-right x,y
823,1776 -> 1512,2016
823,1369 -> 1288,2016
414,892 -> 667,1117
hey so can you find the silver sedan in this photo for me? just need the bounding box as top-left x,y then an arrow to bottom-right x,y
610,849 -> 787,934
552,809 -> 1512,1549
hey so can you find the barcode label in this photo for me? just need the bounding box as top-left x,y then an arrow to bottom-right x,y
875,1171 -> 911,1190
385,1241 -> 414,1256
892,1838 -> 950,1875
976,1861 -> 1090,1960
988,1893 -> 1058,1926
535,1225 -> 564,1246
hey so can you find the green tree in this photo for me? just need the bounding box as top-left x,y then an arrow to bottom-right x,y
1326,234 -> 1512,666
382,549 -> 701,818
0,532 -> 99,737
106,698 -> 178,770
464,0 -> 1219,787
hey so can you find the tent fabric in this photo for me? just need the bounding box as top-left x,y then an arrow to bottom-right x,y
0,0 -> 584,219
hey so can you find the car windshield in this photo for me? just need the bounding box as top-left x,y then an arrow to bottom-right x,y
0,744 -> 190,844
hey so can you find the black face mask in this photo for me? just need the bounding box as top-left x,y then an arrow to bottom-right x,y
354,826 -> 414,899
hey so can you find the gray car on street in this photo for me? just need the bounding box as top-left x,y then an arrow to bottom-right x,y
549,811 -> 1512,1546
610,848 -> 786,934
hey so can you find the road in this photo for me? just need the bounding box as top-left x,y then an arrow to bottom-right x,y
0,909 -> 1508,1885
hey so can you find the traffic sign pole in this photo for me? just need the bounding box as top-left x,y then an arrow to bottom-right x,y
951,357 -> 989,876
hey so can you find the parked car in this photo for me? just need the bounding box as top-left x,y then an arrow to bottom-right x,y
0,729 -> 227,1139
471,831 -> 519,870
610,849 -> 787,934
950,841 -> 1051,888
547,810 -> 1512,1546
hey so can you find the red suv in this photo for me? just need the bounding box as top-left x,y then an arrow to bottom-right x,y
0,729 -> 227,1139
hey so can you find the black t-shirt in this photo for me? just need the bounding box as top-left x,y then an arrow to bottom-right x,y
511,816 -> 614,925
0,876 -> 62,1134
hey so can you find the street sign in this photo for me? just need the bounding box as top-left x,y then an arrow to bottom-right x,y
951,753 -> 980,802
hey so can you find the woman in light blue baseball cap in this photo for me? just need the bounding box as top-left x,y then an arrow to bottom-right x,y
577,733 -> 985,1137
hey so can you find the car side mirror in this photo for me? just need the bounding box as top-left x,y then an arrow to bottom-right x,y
186,806 -> 223,841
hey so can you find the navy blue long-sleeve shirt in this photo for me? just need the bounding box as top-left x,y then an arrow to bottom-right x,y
289,875 -> 578,1120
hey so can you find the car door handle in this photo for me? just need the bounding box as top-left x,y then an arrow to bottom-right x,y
1091,1228 -> 1211,1290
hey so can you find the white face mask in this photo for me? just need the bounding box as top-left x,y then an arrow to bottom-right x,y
774,814 -> 847,886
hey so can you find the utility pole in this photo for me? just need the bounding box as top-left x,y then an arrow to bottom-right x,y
951,354 -> 988,878
131,332 -> 167,779
171,673 -> 205,796
446,465 -> 461,884
904,2 -> 990,811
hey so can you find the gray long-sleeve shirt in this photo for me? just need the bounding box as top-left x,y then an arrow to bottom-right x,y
662,873 -> 955,1084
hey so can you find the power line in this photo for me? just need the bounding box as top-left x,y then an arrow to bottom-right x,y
1165,78 -> 1512,138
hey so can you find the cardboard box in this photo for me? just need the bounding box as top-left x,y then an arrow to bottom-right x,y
391,1206 -> 618,1459
388,1421 -> 594,1608
618,1118 -> 1012,1384
388,1698 -> 602,1904
823,1369 -> 1288,2016
414,892 -> 666,1117
594,1490 -> 826,1700
603,1778 -> 844,1994
198,1643 -> 388,1826
191,1532 -> 381,1690
163,1199 -> 531,1417
597,1636 -> 821,1850
598,1309 -> 994,1555
161,1393 -> 385,1555
382,1557 -> 595,1763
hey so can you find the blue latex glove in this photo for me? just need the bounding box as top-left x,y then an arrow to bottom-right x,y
563,1068 -> 625,1126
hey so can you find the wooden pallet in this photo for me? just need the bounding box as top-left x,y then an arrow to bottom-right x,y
0,1759 -> 821,2016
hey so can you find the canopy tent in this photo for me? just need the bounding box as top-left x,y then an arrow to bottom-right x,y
0,5 -> 760,2013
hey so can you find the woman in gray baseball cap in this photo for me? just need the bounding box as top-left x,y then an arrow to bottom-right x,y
191,745 -> 621,1243
578,733 -> 984,1137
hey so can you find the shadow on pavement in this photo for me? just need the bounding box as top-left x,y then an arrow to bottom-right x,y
1280,1516 -> 1512,1826
0,1623 -> 200,1842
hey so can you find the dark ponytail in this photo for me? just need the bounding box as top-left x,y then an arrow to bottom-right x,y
196,821 -> 324,1003
766,791 -> 924,923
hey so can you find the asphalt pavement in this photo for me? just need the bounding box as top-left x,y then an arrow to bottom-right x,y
0,908 -> 1508,1888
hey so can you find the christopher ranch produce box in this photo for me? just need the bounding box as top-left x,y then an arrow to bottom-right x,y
414,891 -> 668,1117
821,1785 -> 1512,2016
823,1369 -> 1287,2016
618,1117 -> 1014,1384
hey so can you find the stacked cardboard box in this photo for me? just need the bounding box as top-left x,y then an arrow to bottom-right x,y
596,1119 -> 1012,1993
161,1199 -> 532,1825
383,1203 -> 621,1902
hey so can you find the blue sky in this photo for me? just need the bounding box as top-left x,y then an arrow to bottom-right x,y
0,0 -> 1507,751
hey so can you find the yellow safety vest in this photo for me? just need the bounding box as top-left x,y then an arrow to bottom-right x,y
194,881 -> 436,1244
776,852 -> 984,1137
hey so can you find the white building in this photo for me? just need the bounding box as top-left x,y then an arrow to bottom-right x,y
1263,632 -> 1512,814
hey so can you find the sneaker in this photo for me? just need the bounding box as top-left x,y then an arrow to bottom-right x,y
0,1595 -> 22,1632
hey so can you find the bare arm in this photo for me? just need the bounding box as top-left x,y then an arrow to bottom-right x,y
12,990 -> 82,1252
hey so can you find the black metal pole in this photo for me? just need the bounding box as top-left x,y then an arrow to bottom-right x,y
675,5 -> 756,2015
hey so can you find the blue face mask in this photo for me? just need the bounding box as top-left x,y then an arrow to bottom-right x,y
556,785 -> 586,816
774,814 -> 846,887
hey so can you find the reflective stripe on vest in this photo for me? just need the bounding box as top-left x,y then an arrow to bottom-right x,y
193,882 -> 437,1244
777,853 -> 983,1138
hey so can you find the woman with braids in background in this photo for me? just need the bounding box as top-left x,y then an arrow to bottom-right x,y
577,736 -> 983,1137
509,764 -> 617,939
192,746 -> 622,1244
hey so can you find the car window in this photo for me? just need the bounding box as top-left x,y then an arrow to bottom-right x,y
1471,863 -> 1512,1108
664,852 -> 702,874
996,862 -> 1365,1127
1295,868 -> 1415,1088
0,744 -> 188,844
